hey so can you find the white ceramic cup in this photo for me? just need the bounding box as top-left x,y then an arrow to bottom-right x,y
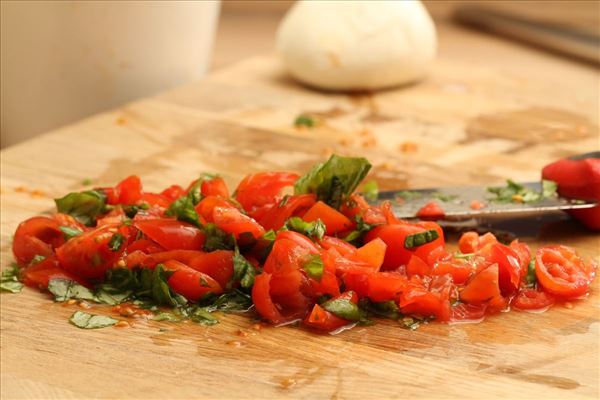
1,0 -> 220,147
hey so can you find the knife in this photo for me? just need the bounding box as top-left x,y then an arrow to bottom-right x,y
376,182 -> 597,220
374,152 -> 599,221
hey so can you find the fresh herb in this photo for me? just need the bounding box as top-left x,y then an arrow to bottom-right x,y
48,279 -> 97,302
59,226 -> 83,240
322,294 -> 365,322
122,203 -> 150,218
151,312 -> 182,322
108,233 -> 125,251
69,311 -> 118,329
453,252 -> 474,260
399,316 -> 425,330
432,192 -> 459,202
149,264 -> 179,307
94,286 -> 132,305
203,290 -> 253,313
202,224 -> 234,252
525,259 -> 537,288
283,217 -> 326,241
81,178 -> 93,186
404,229 -> 439,249
166,195 -> 200,226
359,299 -> 402,320
229,245 -> 255,290
294,114 -> 316,128
295,155 -> 371,209
30,255 -> 46,264
487,179 -> 558,204
185,306 -> 219,325
1,264 -> 23,293
361,180 -> 379,202
278,195 -> 290,208
187,173 -> 219,205
395,191 -> 422,201
303,254 -> 324,282
342,215 -> 376,244
55,190 -> 107,226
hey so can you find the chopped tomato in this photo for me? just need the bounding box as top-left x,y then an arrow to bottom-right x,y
346,238 -> 386,271
489,243 -> 521,296
302,201 -> 353,235
257,194 -> 316,231
115,175 -> 143,205
509,239 -> 531,279
160,184 -> 186,201
212,206 -> 265,240
22,256 -> 89,289
195,195 -> 238,222
304,303 -> 349,332
460,264 -> 505,311
134,219 -> 205,251
470,200 -> 486,210
235,172 -> 299,213
162,259 -> 223,301
535,245 -> 596,299
12,216 -> 65,265
399,275 -> 452,321
319,236 -> 356,256
449,303 -> 487,323
406,255 -> 432,276
432,259 -> 471,284
201,177 -> 229,198
512,289 -> 555,311
367,272 -> 408,302
416,201 -> 445,220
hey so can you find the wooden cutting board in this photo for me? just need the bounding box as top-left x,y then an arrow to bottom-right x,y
1,31 -> 599,398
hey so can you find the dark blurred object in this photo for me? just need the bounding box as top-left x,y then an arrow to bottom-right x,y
454,4 -> 600,65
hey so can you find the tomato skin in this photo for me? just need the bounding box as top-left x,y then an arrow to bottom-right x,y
489,243 -> 521,296
416,201 -> 445,220
140,193 -> 171,208
304,304 -> 349,332
162,260 -> 223,302
235,172 -> 299,213
56,224 -> 128,279
406,255 -> 432,276
134,219 -> 205,251
115,175 -> 143,205
340,194 -> 386,226
512,289 -> 554,311
319,236 -> 356,256
367,272 -> 408,302
432,260 -> 471,284
263,233 -> 319,274
201,177 -> 229,198
302,201 -> 353,235
22,256 -> 88,289
160,184 -> 186,201
346,238 -> 386,271
458,232 -> 479,254
535,245 -> 596,299
252,273 -> 286,324
309,270 -> 341,298
257,194 -> 316,231
194,196 -> 238,222
13,217 -> 66,265
460,264 -> 504,309
399,275 -> 452,321
509,239 -> 531,279
212,206 -> 265,240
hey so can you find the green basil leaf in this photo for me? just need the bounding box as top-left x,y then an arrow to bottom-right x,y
165,195 -> 201,226
542,180 -> 558,198
404,229 -> 439,249
283,217 -> 325,241
294,114 -> 316,128
55,190 -> 107,226
151,312 -> 183,322
69,311 -> 118,329
322,294 -> 364,322
108,232 -> 125,252
303,254 -> 324,282
359,299 -> 402,320
294,155 -> 372,209
186,306 -> 219,325
151,264 -> 178,307
525,259 -> 537,288
230,245 -> 255,290
1,265 -> 23,294
203,290 -> 253,313
48,279 -> 97,302
202,224 -> 234,252
361,180 -> 379,202
59,226 -> 83,240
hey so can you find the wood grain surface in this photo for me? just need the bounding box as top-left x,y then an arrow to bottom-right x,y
1,23 -> 599,399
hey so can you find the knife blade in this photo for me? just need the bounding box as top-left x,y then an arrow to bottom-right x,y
376,181 -> 597,220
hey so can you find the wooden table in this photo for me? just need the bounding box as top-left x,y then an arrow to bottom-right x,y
1,17 -> 599,399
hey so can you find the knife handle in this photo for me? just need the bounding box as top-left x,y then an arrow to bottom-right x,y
542,153 -> 600,230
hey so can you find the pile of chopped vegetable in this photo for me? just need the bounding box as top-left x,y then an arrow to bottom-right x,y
4,155 -> 597,332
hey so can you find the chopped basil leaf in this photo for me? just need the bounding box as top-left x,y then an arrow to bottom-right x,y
151,312 -> 183,322
48,279 -> 97,302
261,230 -> 276,241
1,264 -> 23,293
283,217 -> 325,241
151,264 -> 179,307
228,245 -> 255,290
69,311 -> 118,329
203,224 -> 235,252
343,215 -> 376,245
395,191 -> 422,201
30,255 -> 46,264
400,316 -> 422,330
487,179 -> 558,204
203,290 -> 253,313
81,178 -> 93,186
108,233 -> 125,252
404,229 -> 439,249
453,252 -> 474,260
166,195 -> 200,226
432,192 -> 459,202
278,195 -> 291,208
294,114 -> 316,128
359,299 -> 402,320
525,259 -> 537,288
122,203 -> 149,218
59,226 -> 83,240
303,254 -> 324,282
322,294 -> 365,322
295,155 -> 371,209
188,307 -> 219,325
361,180 -> 379,202
55,190 -> 107,226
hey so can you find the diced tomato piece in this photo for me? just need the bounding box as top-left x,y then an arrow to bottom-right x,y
162,259 -> 222,302
512,288 -> 555,311
319,236 -> 357,256
22,256 -> 89,289
346,238 -> 386,271
212,206 -> 265,240
367,272 -> 408,302
509,239 -> 531,279
489,243 -> 521,296
160,184 -> 186,201
302,201 -> 353,235
535,245 -> 596,299
115,175 -> 143,205
304,304 -> 349,332
12,216 -> 65,266
416,201 -> 445,220
460,264 -> 503,309
201,177 -> 229,198
235,172 -> 299,213
432,260 -> 471,284
406,255 -> 432,276
134,219 -> 205,251
257,194 -> 317,231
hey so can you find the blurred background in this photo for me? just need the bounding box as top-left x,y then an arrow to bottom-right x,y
1,0 -> 598,148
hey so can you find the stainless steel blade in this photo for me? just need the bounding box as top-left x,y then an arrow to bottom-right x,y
375,181 -> 597,220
